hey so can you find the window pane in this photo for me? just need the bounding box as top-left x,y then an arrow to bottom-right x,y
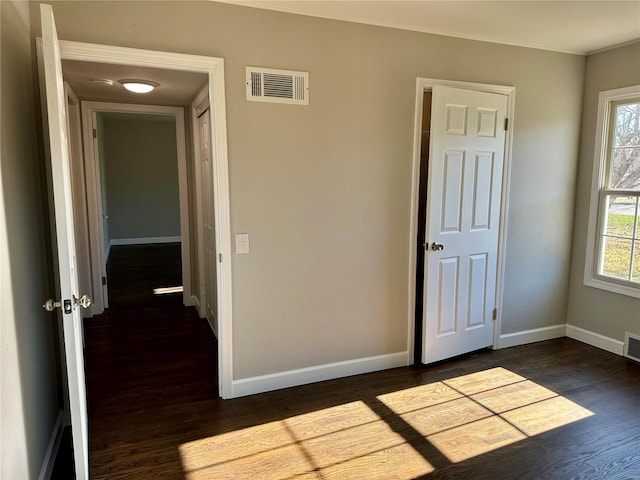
601,236 -> 632,280
610,102 -> 640,190
633,241 -> 640,283
605,195 -> 636,237
611,147 -> 640,190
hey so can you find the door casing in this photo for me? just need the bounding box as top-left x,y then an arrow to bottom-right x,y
407,78 -> 516,362
58,40 -> 234,398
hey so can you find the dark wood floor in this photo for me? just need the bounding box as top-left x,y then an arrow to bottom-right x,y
59,243 -> 640,479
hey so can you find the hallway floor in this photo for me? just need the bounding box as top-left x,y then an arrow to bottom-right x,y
84,243 -> 217,479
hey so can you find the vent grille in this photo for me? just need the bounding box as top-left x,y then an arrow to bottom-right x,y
250,72 -> 262,97
625,332 -> 640,363
246,67 -> 309,105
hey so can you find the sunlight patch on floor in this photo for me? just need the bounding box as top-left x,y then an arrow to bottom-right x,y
179,401 -> 434,479
427,415 -> 527,463
178,367 -> 592,479
152,285 -> 184,295
379,367 -> 594,464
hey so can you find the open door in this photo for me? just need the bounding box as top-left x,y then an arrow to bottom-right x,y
40,4 -> 90,478
197,107 -> 219,331
422,85 -> 508,364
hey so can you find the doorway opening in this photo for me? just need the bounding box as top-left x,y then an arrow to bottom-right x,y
40,10 -> 233,475
78,101 -> 193,313
413,91 -> 432,364
95,110 -> 184,306
57,40 -> 234,400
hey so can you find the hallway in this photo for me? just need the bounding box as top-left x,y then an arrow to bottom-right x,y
84,244 -> 218,478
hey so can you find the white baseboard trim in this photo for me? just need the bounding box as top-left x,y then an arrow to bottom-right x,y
231,351 -> 409,398
207,315 -> 218,339
497,323 -> 625,356
498,324 -> 567,349
566,324 -> 625,356
192,295 -> 203,317
37,410 -> 64,480
110,236 -> 181,246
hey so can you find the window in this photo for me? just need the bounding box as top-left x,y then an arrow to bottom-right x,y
584,85 -> 640,298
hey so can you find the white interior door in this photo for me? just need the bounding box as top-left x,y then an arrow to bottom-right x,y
40,4 -> 90,478
199,109 -> 218,330
422,85 -> 507,364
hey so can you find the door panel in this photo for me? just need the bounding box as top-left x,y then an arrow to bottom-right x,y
442,151 -> 464,232
40,4 -> 89,478
467,253 -> 488,328
471,152 -> 494,230
437,256 -> 459,336
423,85 -> 507,364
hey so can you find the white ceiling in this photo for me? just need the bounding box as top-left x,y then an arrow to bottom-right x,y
62,60 -> 208,106
218,0 -> 640,55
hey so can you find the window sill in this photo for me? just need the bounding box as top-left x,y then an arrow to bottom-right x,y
584,276 -> 640,299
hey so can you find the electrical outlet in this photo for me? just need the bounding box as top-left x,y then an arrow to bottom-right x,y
235,233 -> 250,254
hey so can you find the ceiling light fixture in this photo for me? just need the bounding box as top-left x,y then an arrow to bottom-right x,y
119,79 -> 158,94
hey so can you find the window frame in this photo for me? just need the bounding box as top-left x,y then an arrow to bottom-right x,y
584,85 -> 640,299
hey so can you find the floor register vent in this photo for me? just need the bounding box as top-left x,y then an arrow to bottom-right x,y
625,332 -> 640,363
246,67 -> 309,105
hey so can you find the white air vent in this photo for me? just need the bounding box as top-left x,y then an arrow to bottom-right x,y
624,332 -> 640,363
246,67 -> 309,105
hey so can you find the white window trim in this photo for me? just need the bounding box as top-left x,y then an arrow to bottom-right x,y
584,85 -> 640,299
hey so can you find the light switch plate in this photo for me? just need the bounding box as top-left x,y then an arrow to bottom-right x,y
235,233 -> 250,254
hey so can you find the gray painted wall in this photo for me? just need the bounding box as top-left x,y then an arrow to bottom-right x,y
1,1 -> 62,477
100,112 -> 180,242
36,1 -> 585,380
567,42 -> 640,340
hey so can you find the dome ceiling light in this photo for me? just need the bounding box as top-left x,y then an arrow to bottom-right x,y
119,79 -> 159,94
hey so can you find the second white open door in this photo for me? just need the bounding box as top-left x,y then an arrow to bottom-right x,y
422,85 -> 508,364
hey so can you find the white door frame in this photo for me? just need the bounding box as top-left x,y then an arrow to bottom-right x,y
407,78 -> 516,361
59,40 -> 234,398
81,101 -> 191,308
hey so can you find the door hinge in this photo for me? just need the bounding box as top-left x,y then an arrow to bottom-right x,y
93,128 -> 97,138
219,253 -> 222,262
102,276 -> 107,286
492,308 -> 498,321
504,118 -> 509,131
